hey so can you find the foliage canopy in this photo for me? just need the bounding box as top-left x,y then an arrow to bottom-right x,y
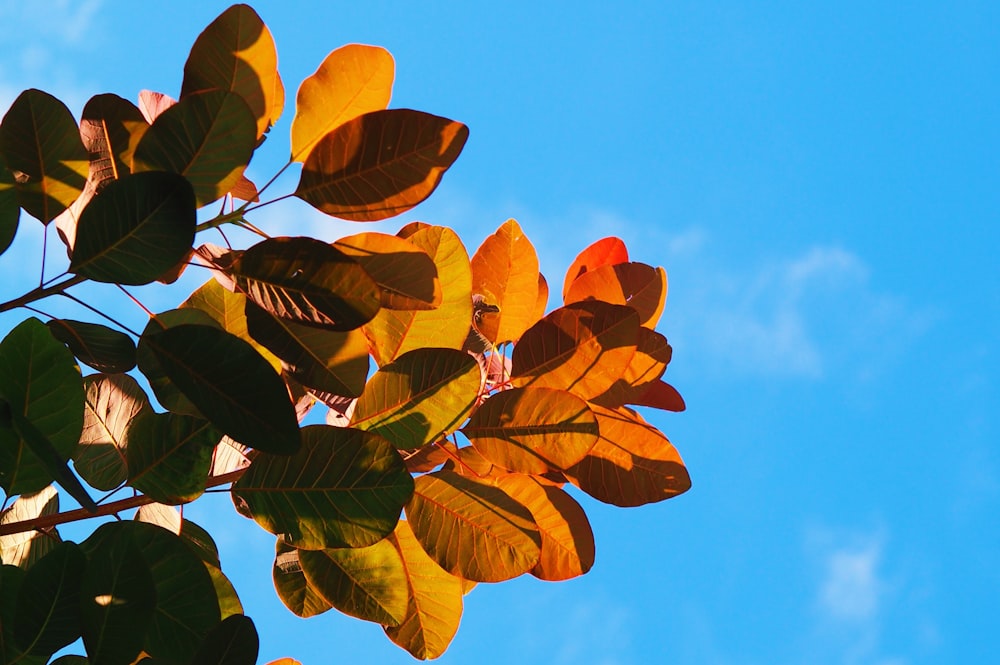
0,4 -> 690,663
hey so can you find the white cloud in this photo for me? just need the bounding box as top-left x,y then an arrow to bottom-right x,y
818,539 -> 884,622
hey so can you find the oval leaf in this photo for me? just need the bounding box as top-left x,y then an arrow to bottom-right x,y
190,614 -> 259,665
46,319 -> 137,374
333,231 -> 440,310
589,327 -> 672,409
295,109 -> 468,221
232,425 -> 413,549
565,261 -> 667,327
0,153 -> 21,255
126,412 -> 220,504
469,218 -> 541,344
272,541 -> 332,618
562,236 -> 629,301
14,542 -> 86,659
0,486 -> 61,569
77,373 -> 151,491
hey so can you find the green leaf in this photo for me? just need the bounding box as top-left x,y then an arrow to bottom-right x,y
462,387 -> 599,474
69,171 -> 196,285
0,318 -> 84,496
233,236 -> 381,331
126,412 -> 220,504
0,486 -> 61,569
136,308 -> 220,417
1,564 -> 45,665
14,542 -> 86,659
77,373 -> 151,491
139,322 -> 300,455
178,519 -> 244,619
351,347 -> 481,451
46,319 -> 137,374
295,109 -> 468,221
190,614 -> 258,665
272,541 -> 332,618
133,89 -> 256,207
245,301 -> 369,397
50,656 -> 89,665
406,471 -> 541,582
0,89 -> 88,223
299,538 -> 408,626
0,152 -> 20,256
232,425 -> 413,550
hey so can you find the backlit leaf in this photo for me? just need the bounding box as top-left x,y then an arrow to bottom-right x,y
133,90 -> 256,207
229,174 -> 259,201
492,475 -> 595,581
233,236 -> 381,331
46,319 -> 137,374
565,262 -> 667,327
295,109 -> 468,221
406,470 -> 540,582
0,154 -> 19,255
272,541 -> 332,618
351,348 -> 481,451
5,410 -> 95,512
470,219 -> 540,344
135,503 -> 181,535
510,301 -> 640,401
334,231 -> 440,310
139,322 -> 300,455
0,486 -> 61,569
14,542 -> 86,659
0,89 -> 88,223
190,614 -> 258,665
589,327 -> 671,409
463,387 -> 598,474
565,405 -> 690,507
0,318 -> 84,496
384,520 -> 463,659
631,379 -> 686,412
291,44 -> 394,161
138,90 -> 176,124
232,425 -> 413,549
364,225 -> 473,365
69,171 -> 196,285
181,3 -> 282,140
562,236 -> 628,301
77,373 -> 151,491
299,539 -> 408,626
126,412 -> 219,504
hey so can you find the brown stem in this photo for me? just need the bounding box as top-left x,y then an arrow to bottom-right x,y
0,469 -> 246,537
0,274 -> 87,313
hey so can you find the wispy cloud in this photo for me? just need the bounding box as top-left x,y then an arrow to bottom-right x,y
816,534 -> 884,622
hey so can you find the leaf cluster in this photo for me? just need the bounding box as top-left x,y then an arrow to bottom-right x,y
0,4 -> 690,662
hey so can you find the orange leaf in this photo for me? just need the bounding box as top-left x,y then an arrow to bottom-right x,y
533,273 -> 549,323
291,44 -> 394,162
510,301 -> 639,401
589,327 -> 671,409
630,380 -> 686,412
229,174 -> 259,202
334,231 -> 441,310
565,262 -> 667,327
565,404 -> 690,507
492,475 -> 595,581
562,236 -> 628,301
470,219 -> 541,344
295,109 -> 467,221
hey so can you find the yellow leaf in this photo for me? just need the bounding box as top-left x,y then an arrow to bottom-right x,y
470,219 -> 540,344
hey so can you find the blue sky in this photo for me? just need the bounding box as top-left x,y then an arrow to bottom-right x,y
2,1 -> 997,663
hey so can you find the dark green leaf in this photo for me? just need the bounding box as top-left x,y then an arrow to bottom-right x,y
46,319 -> 137,373
136,308 -> 220,417
69,171 -> 196,285
232,425 -> 412,549
50,656 -> 89,664
2,564 -> 45,665
191,614 -> 258,665
0,152 -> 19,255
76,373 -> 151,491
126,411 -> 220,504
14,542 -> 86,658
140,323 -> 300,455
272,541 -> 332,618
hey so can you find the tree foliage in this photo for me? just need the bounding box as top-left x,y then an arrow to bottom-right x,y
0,4 -> 690,663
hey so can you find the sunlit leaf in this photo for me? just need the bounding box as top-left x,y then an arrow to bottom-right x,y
510,301 -> 640,401
630,380 -> 686,412
295,109 -> 468,221
401,440 -> 456,474
69,171 -> 196,285
565,261 -> 667,327
229,174 -> 259,201
0,151 -> 21,255
135,503 -> 181,535
0,486 -> 60,569
352,348 -> 481,451
470,219 -> 540,344
232,425 -> 413,550
334,231 -> 440,310
79,93 -> 147,184
0,89 -> 88,223
406,470 -> 540,582
492,475 -> 595,581
0,318 -> 84,496
233,236 -> 381,331
299,538 -> 408,626
533,272 -> 550,322
138,90 -> 176,124
139,322 -> 301,455
364,225 -> 473,365
181,3 -> 282,140
133,90 -> 256,207
76,373 -> 151,491
126,412 -> 220,504
245,302 -> 369,397
14,542 -> 85,659
190,614 -> 258,665
589,327 -> 671,409
462,387 -> 598,474
272,541 -> 332,618
565,405 -> 690,507
562,236 -> 628,301
291,44 -> 394,161
46,319 -> 137,374
384,520 -> 463,659
210,437 -> 251,476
